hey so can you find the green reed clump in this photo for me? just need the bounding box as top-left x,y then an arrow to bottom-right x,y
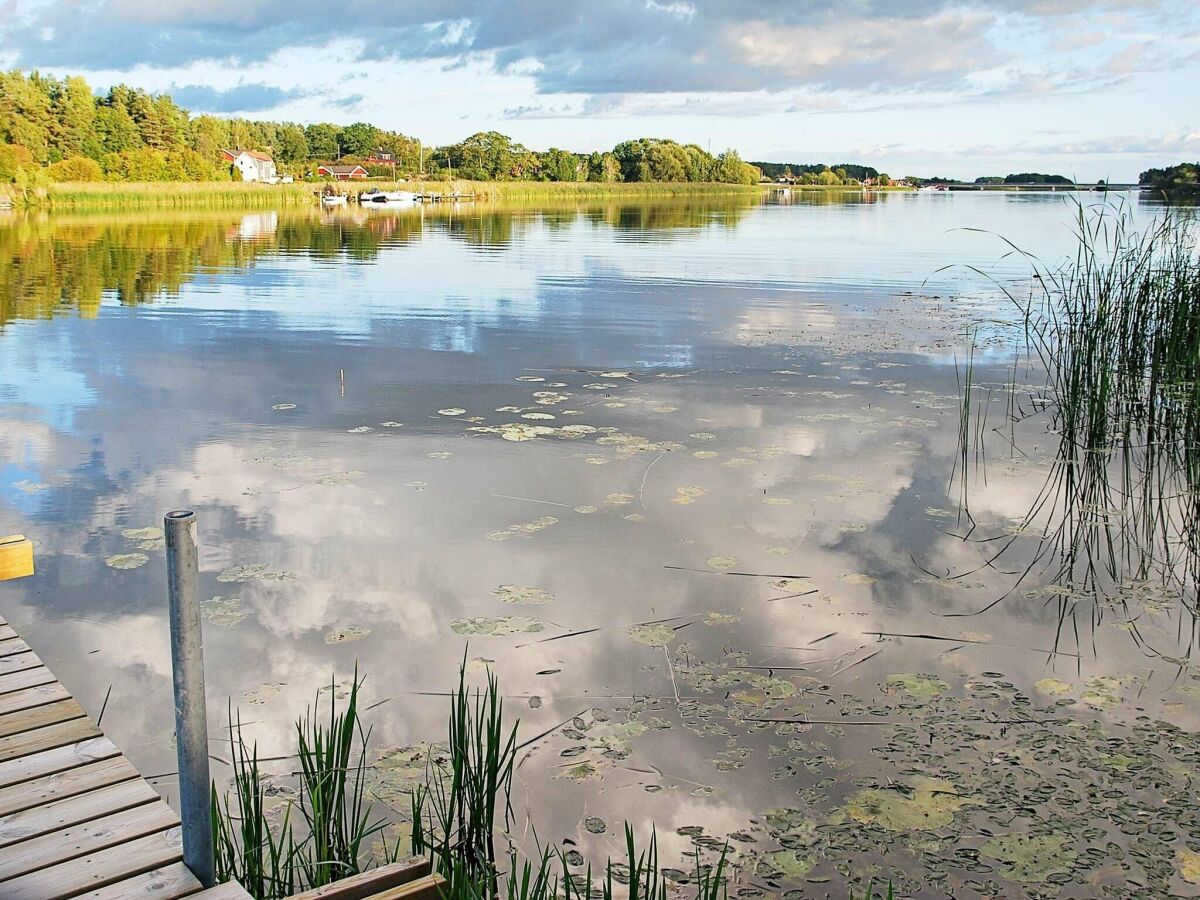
957,202 -> 1199,617
211,704 -> 300,898
410,655 -> 733,900
411,656 -> 517,897
211,673 -> 391,899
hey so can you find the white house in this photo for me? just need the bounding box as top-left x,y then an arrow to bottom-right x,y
224,149 -> 278,183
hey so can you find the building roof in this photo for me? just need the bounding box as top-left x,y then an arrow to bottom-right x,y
320,164 -> 368,174
240,150 -> 274,162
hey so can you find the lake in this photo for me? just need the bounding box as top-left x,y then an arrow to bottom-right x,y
1,190 -> 1197,899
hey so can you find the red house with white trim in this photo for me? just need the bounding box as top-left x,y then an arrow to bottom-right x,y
317,164 -> 368,180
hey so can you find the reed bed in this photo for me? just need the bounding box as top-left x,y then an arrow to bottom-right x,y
213,657 -> 734,900
44,181 -> 317,210
956,203 -> 1200,620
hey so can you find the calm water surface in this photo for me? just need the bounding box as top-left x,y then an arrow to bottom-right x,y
2,192 -> 1197,899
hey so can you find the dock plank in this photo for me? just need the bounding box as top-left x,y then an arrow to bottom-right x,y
0,754 -> 140,816
0,665 -> 57,695
0,718 -> 103,763
0,778 -> 160,848
0,800 -> 179,880
0,698 -> 87,739
78,862 -> 203,900
0,681 -> 72,716
0,651 -> 43,677
0,624 -> 17,642
0,826 -> 185,899
0,735 -> 118,788
0,638 -> 33,658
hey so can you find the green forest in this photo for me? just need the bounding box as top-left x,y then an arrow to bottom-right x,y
0,70 -> 765,187
1139,163 -> 1199,194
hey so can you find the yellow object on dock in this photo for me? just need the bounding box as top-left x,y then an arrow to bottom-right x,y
0,535 -> 34,581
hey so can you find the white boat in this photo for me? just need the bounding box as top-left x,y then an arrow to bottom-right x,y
320,193 -> 347,207
359,189 -> 417,206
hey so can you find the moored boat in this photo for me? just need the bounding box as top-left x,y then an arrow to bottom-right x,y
360,189 -> 417,205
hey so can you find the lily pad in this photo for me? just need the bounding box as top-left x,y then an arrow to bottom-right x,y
450,616 -> 545,636
218,563 -> 293,583
845,778 -> 970,831
584,816 -> 607,834
201,597 -> 247,626
761,850 -> 814,880
437,408 -> 466,416
980,834 -> 1077,883
121,527 -> 163,542
886,673 -> 950,699
1177,848 -> 1200,885
326,625 -> 371,644
493,584 -> 555,605
629,624 -> 676,647
244,683 -> 284,705
105,553 -> 148,570
706,555 -> 737,571
1034,677 -> 1073,696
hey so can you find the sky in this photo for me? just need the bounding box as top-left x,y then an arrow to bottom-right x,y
1,0 -> 1197,181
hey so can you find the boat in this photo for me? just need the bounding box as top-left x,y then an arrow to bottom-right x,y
359,189 -> 417,206
320,193 -> 347,207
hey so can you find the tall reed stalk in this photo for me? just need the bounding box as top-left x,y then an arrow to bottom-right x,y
211,673 -> 389,899
955,202 -> 1199,621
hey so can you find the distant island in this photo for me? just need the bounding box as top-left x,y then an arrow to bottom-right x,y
1139,162 -> 1199,194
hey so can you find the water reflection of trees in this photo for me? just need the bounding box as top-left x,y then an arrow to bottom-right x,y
0,196 -> 767,326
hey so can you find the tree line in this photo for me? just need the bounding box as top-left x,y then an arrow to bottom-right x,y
0,70 -> 763,186
1139,163 -> 1198,194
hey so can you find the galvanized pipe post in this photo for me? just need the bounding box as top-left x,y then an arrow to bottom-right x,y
164,509 -> 215,888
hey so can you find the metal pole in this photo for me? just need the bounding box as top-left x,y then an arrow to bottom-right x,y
164,509 -> 215,888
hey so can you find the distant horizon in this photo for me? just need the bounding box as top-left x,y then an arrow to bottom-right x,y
2,1 -> 1197,183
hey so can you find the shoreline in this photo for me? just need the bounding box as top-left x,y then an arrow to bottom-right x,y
2,180 -> 916,212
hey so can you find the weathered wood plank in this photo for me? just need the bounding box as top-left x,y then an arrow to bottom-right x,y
0,682 -> 71,716
0,651 -> 42,677
0,735 -> 117,788
0,778 -> 160,848
0,638 -> 33,658
0,754 -> 140,817
0,825 -> 185,899
290,858 -> 434,900
77,862 -> 203,900
0,665 -> 56,695
0,625 -> 18,642
0,718 -> 102,764
370,873 -> 447,900
0,698 -> 86,739
0,800 -> 178,880
192,881 -> 255,898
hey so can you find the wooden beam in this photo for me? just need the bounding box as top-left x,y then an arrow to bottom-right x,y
0,800 -> 179,880
0,754 -> 140,817
0,535 -> 34,581
0,825 -> 185,899
0,718 -> 103,764
0,735 -> 118,789
369,873 -> 447,900
289,858 -> 433,900
0,698 -> 87,739
0,652 -> 44,677
0,666 -> 56,695
61,860 -> 202,900
0,778 -> 160,849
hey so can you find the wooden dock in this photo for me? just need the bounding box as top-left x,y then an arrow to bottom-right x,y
0,610 -> 443,900
0,610 -> 223,899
